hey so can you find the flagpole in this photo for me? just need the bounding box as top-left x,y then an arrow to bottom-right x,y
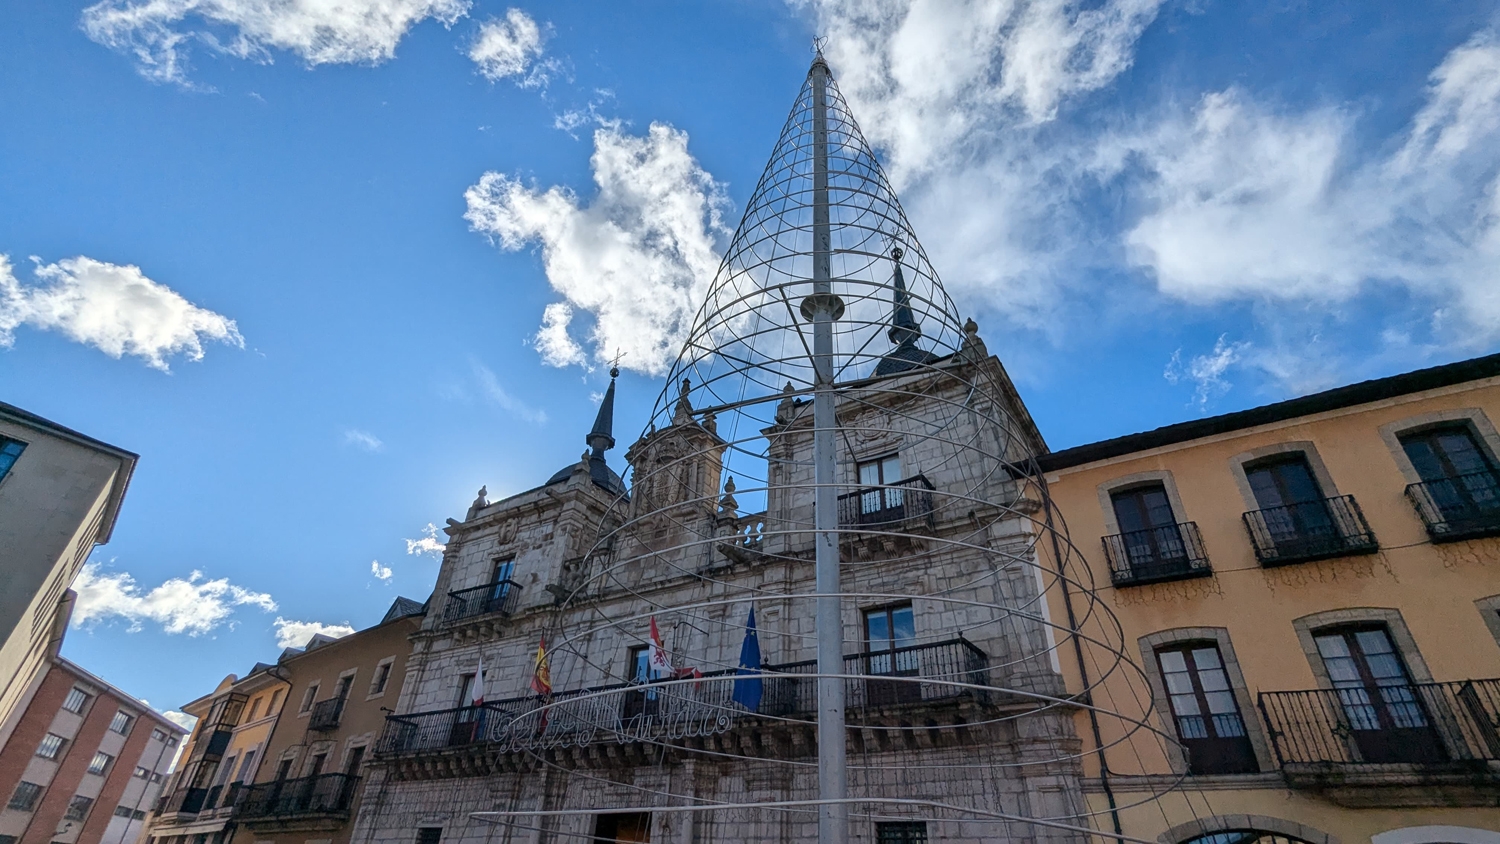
805,51 -> 849,844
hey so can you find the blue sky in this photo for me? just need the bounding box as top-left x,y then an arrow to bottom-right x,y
2,0 -> 1498,722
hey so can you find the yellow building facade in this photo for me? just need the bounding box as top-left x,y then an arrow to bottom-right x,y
1040,353 -> 1500,843
230,598 -> 424,844
144,668 -> 289,844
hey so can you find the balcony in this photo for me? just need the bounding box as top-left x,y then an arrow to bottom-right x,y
1259,679 -> 1500,806
236,773 -> 359,828
1406,470 -> 1500,543
1101,522 -> 1211,587
837,475 -> 935,530
307,697 -> 345,732
443,580 -> 522,625
1242,495 -> 1378,567
377,639 -> 992,768
161,786 -> 208,816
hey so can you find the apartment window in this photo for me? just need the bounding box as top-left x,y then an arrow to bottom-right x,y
300,683 -> 320,713
109,710 -> 134,735
305,753 -> 327,778
1313,625 -> 1444,764
334,674 -> 354,702
246,697 -> 262,721
1402,425 -> 1498,481
236,750 -> 257,781
63,795 -> 93,821
114,805 -> 133,818
0,438 -> 26,483
0,834 -> 17,844
1154,643 -> 1257,774
9,781 -> 42,811
88,751 -> 114,775
621,648 -> 654,724
371,661 -> 393,695
856,453 -> 904,516
1242,452 -> 1374,564
135,766 -> 150,779
151,728 -> 167,742
1104,484 -> 1206,584
63,688 -> 90,714
344,746 -> 366,775
876,821 -> 928,844
133,810 -> 147,821
37,733 -> 67,760
627,647 -> 650,684
1401,425 -> 1500,538
151,772 -> 163,782
215,755 -> 237,788
592,814 -> 649,842
864,604 -> 919,705
490,558 -> 516,609
415,828 -> 442,844
166,736 -> 178,747
268,690 -> 283,713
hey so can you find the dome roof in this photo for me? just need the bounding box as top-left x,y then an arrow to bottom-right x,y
547,454 -> 627,497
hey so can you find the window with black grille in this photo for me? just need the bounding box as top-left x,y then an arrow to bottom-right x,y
876,821 -> 928,843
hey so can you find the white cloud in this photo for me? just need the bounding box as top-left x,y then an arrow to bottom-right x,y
0,255 -> 242,371
273,617 -> 355,649
1117,90 -> 1374,302
405,522 -> 446,558
370,559 -> 393,580
469,9 -> 548,85
464,122 -> 730,375
343,429 -> 385,452
81,0 -> 471,85
788,0 -> 1169,332
1119,31 -> 1500,343
1164,334 -> 1248,410
471,359 -> 548,423
72,562 -> 277,636
808,0 -> 1166,181
161,710 -> 197,731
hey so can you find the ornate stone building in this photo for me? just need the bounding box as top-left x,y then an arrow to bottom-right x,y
351,55 -> 1108,844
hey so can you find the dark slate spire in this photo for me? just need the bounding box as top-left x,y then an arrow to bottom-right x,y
546,366 -> 627,497
887,246 -> 921,347
874,246 -> 940,376
587,366 -> 619,458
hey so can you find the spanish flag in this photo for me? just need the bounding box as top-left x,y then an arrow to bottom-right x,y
530,636 -> 552,695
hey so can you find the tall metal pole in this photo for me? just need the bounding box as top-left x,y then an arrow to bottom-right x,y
808,54 -> 849,844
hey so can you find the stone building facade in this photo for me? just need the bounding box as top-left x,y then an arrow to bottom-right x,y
350,324 -> 1089,844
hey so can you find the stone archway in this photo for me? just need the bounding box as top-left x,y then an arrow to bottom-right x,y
1159,815 -> 1337,844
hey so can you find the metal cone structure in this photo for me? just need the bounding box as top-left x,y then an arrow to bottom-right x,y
468,53 -> 1174,844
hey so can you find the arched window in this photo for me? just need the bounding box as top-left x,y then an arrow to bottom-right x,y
1183,832 -> 1314,844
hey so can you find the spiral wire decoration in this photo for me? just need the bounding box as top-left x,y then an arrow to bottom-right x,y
374,51 -> 1206,844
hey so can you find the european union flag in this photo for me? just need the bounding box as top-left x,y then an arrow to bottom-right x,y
731,608 -> 762,711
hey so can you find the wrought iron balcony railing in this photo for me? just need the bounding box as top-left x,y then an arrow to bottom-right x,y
376,639 -> 989,757
1259,679 -> 1500,768
307,697 -> 345,732
1101,522 -> 1211,586
1406,470 -> 1500,543
1242,495 -> 1378,566
235,773 -> 360,822
443,580 -> 522,624
836,475 -> 935,530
